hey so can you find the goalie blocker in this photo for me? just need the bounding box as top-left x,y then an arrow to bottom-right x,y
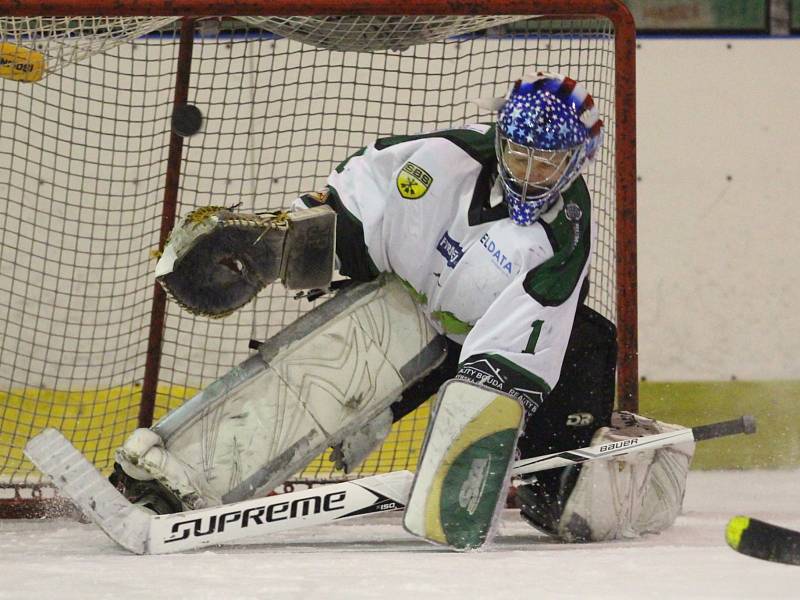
403,380 -> 525,550
403,300 -> 618,550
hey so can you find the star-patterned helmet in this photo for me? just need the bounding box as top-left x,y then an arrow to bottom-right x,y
495,72 -> 603,226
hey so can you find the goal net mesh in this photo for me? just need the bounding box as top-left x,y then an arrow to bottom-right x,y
0,13 -> 618,504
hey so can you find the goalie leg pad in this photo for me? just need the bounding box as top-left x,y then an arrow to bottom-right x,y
141,275 -> 445,508
328,406 -> 394,474
555,412 -> 696,542
403,380 -> 524,551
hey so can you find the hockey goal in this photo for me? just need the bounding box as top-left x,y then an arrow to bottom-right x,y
0,0 -> 637,517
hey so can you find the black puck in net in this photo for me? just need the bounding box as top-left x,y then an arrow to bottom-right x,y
171,104 -> 203,137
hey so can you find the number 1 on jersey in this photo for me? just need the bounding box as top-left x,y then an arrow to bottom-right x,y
525,320 -> 544,354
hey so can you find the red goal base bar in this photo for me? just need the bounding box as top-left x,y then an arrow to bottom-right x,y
0,483 -> 81,519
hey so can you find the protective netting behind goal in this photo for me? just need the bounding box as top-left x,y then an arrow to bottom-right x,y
0,10 -> 634,511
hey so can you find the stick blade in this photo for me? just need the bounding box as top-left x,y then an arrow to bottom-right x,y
24,428 -> 150,554
726,516 -> 800,566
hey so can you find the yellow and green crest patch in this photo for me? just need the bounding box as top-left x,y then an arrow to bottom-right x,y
396,162 -> 433,199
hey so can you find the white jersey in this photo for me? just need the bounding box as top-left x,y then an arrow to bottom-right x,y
295,124 -> 594,411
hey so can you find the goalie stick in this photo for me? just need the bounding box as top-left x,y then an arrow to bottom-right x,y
24,429 -> 411,555
726,516 -> 800,566
512,414 -> 757,479
24,416 -> 755,555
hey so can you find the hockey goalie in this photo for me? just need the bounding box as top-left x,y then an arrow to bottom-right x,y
111,72 -> 695,549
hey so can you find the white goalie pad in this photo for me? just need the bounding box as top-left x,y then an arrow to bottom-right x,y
145,275 -> 446,507
403,380 -> 524,550
557,412 -> 696,542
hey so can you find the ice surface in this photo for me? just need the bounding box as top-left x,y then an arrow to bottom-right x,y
1,470 -> 797,600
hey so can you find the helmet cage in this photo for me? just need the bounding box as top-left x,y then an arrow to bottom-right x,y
495,127 -> 587,226
491,72 -> 603,226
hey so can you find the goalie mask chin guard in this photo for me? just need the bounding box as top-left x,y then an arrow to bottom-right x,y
494,72 -> 603,226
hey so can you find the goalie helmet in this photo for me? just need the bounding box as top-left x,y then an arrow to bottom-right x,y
494,72 -> 603,226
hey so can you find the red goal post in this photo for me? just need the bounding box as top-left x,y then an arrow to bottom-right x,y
0,0 -> 637,516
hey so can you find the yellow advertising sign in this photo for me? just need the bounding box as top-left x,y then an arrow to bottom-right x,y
0,42 -> 45,82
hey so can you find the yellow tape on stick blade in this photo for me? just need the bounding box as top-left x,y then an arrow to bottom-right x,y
0,42 -> 45,82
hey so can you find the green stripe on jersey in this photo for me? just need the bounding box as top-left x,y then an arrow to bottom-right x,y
481,353 -> 551,396
374,125 -> 496,166
334,146 -> 367,173
325,185 -> 380,280
397,278 -> 474,335
523,176 -> 592,306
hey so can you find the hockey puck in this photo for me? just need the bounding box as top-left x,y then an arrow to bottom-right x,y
171,104 -> 203,137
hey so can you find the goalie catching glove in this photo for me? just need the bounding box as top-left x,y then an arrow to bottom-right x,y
155,204 -> 336,318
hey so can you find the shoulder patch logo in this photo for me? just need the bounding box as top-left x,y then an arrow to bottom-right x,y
396,161 -> 433,200
436,230 -> 464,268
